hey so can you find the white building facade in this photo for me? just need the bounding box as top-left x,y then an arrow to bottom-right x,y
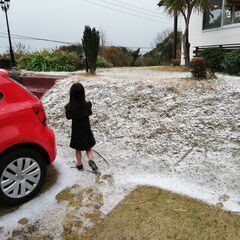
186,0 -> 240,61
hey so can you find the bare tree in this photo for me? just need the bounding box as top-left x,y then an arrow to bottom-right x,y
99,27 -> 107,47
14,42 -> 31,54
153,29 -> 171,47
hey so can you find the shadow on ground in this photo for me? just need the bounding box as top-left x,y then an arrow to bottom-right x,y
0,165 -> 58,218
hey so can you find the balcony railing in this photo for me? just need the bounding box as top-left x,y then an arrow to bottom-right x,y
193,43 -> 240,56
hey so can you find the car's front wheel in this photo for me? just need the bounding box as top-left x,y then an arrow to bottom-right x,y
0,147 -> 47,205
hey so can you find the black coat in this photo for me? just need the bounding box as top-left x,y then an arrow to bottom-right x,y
65,101 -> 96,150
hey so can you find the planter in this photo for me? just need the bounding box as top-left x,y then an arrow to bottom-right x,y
172,59 -> 181,66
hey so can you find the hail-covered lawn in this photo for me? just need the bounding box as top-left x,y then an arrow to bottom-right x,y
0,67 -> 239,239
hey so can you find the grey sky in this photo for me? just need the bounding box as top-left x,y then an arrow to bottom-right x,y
0,0 -> 173,52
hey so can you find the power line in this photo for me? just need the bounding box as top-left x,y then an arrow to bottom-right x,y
106,46 -> 152,49
81,0 -> 172,24
0,32 -> 153,50
113,0 -> 163,16
0,34 -> 26,41
93,0 -> 167,20
83,0 -> 172,24
0,32 -> 74,45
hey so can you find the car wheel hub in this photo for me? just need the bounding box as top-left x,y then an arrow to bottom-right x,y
1,158 -> 41,199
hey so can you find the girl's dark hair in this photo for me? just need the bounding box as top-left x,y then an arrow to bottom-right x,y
69,83 -> 87,119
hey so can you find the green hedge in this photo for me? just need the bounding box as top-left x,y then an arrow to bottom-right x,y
200,47 -> 225,72
17,50 -> 78,72
223,49 -> 240,76
200,48 -> 240,76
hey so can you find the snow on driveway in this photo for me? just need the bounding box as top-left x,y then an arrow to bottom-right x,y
0,68 -> 240,239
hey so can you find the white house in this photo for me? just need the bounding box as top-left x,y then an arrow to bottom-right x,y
185,0 -> 240,61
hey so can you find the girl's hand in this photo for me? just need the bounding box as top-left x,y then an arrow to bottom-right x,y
86,102 -> 92,116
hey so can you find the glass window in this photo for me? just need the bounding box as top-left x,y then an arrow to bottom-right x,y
224,0 -> 240,25
235,4 -> 240,23
203,0 -> 223,29
224,3 -> 234,25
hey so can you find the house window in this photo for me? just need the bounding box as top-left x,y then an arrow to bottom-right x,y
203,0 -> 240,29
224,0 -> 240,25
203,0 -> 223,29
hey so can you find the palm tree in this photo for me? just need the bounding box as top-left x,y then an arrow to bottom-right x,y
158,0 -> 211,66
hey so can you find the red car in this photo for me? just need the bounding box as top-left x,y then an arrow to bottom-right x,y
0,70 -> 56,205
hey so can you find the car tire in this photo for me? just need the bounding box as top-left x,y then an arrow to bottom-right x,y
0,147 -> 47,205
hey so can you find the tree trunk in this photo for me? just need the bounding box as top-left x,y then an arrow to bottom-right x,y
85,58 -> 89,73
183,25 -> 191,67
173,12 -> 178,60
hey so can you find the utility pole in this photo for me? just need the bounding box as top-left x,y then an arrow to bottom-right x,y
0,0 -> 16,67
158,2 -> 178,60
173,12 -> 178,59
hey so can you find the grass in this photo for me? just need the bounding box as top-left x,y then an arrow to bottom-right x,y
148,65 -> 190,72
81,186 -> 240,240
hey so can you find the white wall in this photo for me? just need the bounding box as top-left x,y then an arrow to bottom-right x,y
182,11 -> 240,64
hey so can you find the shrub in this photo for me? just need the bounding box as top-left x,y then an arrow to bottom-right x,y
100,47 -> 131,67
49,51 -> 76,71
68,53 -> 83,70
57,44 -> 84,70
58,44 -> 83,56
148,31 -> 182,65
223,49 -> 240,76
17,54 -> 29,70
97,56 -> 113,68
190,57 -> 207,80
0,55 -> 11,69
200,47 -> 225,72
138,56 -> 159,66
131,48 -> 141,66
17,50 -> 77,72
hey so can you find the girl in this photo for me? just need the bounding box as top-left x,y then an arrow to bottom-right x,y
65,83 -> 98,172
